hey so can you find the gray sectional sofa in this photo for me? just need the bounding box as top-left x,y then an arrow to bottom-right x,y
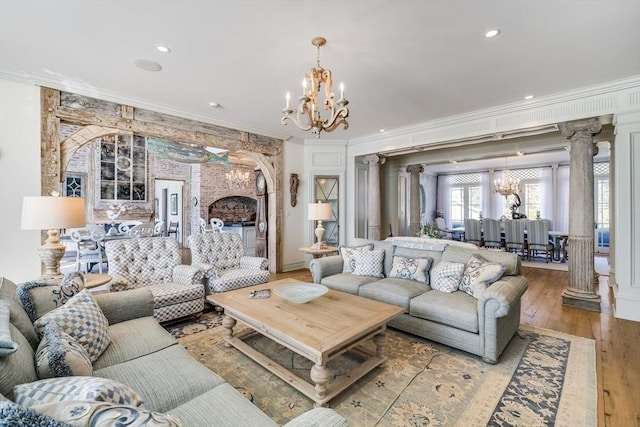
309,237 -> 528,363
0,276 -> 348,426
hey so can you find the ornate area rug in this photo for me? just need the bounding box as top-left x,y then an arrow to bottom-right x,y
174,320 -> 596,426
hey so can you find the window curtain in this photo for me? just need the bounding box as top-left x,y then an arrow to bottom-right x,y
540,167 -> 553,226
437,175 -> 453,227
556,165 -> 570,232
479,171 -> 492,219
491,170 -> 509,219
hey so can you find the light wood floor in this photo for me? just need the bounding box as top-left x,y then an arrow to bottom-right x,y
269,266 -> 640,427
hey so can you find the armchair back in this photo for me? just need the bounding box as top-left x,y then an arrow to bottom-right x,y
189,232 -> 243,270
105,237 -> 182,287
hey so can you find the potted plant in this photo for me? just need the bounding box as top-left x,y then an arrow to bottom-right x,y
417,223 -> 440,238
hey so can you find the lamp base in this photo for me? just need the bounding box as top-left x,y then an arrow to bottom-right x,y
37,243 -> 66,282
310,241 -> 328,250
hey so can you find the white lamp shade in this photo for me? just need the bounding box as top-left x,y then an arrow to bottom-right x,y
21,196 -> 87,230
308,202 -> 333,221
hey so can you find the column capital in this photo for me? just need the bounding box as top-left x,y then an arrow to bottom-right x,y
363,154 -> 386,166
406,164 -> 424,174
559,118 -> 602,139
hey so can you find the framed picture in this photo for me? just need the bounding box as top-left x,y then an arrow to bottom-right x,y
170,193 -> 178,215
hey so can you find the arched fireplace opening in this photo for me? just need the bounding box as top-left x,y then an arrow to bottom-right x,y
208,196 -> 257,225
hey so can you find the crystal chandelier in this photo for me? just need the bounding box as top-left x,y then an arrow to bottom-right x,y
281,37 -> 349,138
226,169 -> 251,191
494,158 -> 520,196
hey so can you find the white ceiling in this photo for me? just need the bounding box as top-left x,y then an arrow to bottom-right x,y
1,1 -> 638,171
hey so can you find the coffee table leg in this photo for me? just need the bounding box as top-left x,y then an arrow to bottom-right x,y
222,315 -> 236,348
373,332 -> 388,367
310,364 -> 332,407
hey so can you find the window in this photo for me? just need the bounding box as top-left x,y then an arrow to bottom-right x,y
448,173 -> 481,227
64,174 -> 84,197
594,162 -> 610,251
521,181 -> 542,219
100,134 -> 147,201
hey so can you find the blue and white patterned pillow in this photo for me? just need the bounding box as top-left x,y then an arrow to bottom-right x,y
18,272 -> 85,321
35,322 -> 93,378
0,301 -> 18,357
0,401 -> 70,427
34,290 -> 110,363
14,376 -> 143,408
389,256 -> 432,283
460,254 -> 506,298
339,244 -> 373,273
430,261 -> 465,293
32,401 -> 181,426
352,249 -> 385,278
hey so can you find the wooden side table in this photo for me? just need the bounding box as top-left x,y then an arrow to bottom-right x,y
84,273 -> 112,289
298,246 -> 339,259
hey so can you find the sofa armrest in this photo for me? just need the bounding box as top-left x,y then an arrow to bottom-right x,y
239,256 -> 269,270
478,275 -> 528,318
172,264 -> 205,285
93,288 -> 154,324
309,255 -> 344,284
192,262 -> 218,279
283,407 -> 349,427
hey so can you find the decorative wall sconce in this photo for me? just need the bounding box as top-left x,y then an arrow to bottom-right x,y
290,173 -> 299,207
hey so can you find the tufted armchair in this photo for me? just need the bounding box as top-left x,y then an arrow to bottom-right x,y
188,232 -> 270,294
104,237 -> 205,323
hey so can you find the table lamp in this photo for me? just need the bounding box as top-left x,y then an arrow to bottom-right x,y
308,201 -> 333,249
21,195 -> 86,281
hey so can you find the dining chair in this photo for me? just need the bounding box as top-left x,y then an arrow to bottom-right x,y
128,223 -> 155,238
210,218 -> 225,232
153,220 -> 165,236
70,229 -> 108,274
464,218 -> 483,246
527,220 -> 553,262
117,220 -> 143,235
504,219 -> 527,259
167,221 -> 179,238
434,217 -> 453,239
198,218 -> 211,233
483,218 -> 503,249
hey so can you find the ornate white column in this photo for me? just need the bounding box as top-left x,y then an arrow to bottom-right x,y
608,140 -> 616,289
406,164 -> 424,237
560,118 -> 601,311
363,154 -> 385,240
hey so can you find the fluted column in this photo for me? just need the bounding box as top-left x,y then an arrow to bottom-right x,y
363,154 -> 385,240
608,140 -> 616,289
560,118 -> 601,311
406,164 -> 424,236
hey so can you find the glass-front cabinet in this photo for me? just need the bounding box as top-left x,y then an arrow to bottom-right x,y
314,175 -> 339,247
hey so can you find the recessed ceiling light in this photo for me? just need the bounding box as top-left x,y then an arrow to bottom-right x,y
155,45 -> 171,54
484,29 -> 501,38
132,59 -> 162,72
208,102 -> 221,108
379,129 -> 386,133
524,95 -> 534,100
449,160 -> 458,164
516,151 -> 524,156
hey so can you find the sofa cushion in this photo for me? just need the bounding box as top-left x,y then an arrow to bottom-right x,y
146,283 -> 204,308
35,322 -> 93,378
209,269 -> 271,293
0,324 -> 38,400
33,400 -> 181,426
93,317 -> 177,370
0,277 -> 39,349
94,344 -> 225,413
34,290 -> 111,363
352,249 -> 385,278
442,245 -> 520,276
409,290 -> 479,333
17,272 -> 85,321
389,255 -> 432,284
339,244 -> 373,273
460,254 -> 505,298
359,278 -> 429,311
430,261 -> 465,293
320,273 -> 378,295
14,376 -> 144,408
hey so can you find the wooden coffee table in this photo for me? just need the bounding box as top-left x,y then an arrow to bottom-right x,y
207,278 -> 404,407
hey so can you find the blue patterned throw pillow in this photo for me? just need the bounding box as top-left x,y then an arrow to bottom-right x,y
339,244 -> 373,273
352,249 -> 385,278
430,261 -> 465,293
389,256 -> 432,283
460,254 -> 505,298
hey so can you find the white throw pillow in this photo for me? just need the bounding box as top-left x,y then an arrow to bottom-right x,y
352,249 -> 385,278
340,244 -> 373,273
460,254 -> 506,298
34,290 -> 110,363
389,256 -> 432,283
430,261 -> 465,293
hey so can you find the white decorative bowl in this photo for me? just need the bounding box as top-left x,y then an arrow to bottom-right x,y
274,283 -> 328,304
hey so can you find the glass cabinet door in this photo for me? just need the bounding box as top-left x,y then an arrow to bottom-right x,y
314,176 -> 339,247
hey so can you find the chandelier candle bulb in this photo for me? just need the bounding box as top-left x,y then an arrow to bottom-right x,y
340,82 -> 344,99
286,92 -> 290,109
